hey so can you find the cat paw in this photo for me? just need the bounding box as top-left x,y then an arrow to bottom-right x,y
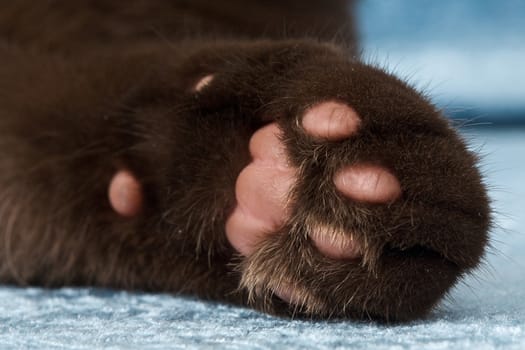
220,64 -> 490,321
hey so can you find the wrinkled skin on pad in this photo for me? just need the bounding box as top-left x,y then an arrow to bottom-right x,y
0,0 -> 490,322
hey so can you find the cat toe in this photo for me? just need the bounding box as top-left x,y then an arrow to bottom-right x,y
333,164 -> 402,204
309,225 -> 361,260
301,101 -> 361,141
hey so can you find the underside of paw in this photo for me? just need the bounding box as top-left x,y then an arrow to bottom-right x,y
226,101 -> 411,308
226,91 -> 490,321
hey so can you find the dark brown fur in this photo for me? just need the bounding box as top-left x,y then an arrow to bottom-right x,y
0,0 -> 490,322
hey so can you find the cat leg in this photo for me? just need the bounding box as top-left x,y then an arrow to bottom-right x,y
60,40 -> 489,321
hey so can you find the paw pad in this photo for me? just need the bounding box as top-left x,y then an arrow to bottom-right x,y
109,170 -> 143,217
334,165 -> 402,204
309,225 -> 361,260
302,101 -> 361,141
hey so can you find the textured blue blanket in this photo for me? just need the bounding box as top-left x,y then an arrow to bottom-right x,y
1,129 -> 524,349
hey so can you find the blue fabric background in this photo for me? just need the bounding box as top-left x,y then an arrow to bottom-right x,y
1,1 -> 524,348
358,0 -> 525,124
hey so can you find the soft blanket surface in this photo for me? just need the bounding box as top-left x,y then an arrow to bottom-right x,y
1,130 -> 524,349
